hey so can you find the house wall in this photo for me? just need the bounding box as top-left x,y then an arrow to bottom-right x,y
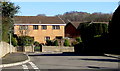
65,23 -> 80,38
14,25 -> 65,44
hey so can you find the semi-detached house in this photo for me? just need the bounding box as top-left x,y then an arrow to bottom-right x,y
14,16 -> 66,44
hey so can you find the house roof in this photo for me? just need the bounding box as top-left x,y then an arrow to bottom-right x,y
14,16 -> 65,25
70,22 -> 81,29
67,22 -> 81,29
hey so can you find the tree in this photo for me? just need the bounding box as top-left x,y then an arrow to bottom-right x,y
58,11 -> 112,23
37,14 -> 46,16
108,5 -> 120,54
1,2 -> 20,42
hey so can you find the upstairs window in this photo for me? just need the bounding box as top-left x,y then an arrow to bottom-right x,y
33,25 -> 38,30
19,25 -> 28,30
41,25 -> 47,30
52,25 -> 60,29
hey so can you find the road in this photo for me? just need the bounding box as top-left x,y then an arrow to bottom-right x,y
2,52 -> 120,71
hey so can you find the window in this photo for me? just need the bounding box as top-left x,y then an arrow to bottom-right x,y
33,25 -> 38,30
52,25 -> 60,29
19,25 -> 28,30
56,36 -> 62,39
41,25 -> 47,30
45,36 -> 50,41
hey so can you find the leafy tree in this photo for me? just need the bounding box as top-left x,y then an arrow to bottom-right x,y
1,2 -> 20,18
108,5 -> 120,54
1,2 -> 20,42
58,11 -> 112,23
37,14 -> 46,16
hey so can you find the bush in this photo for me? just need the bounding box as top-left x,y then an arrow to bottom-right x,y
72,41 -> 79,46
76,37 -> 82,42
74,42 -> 84,53
53,40 -> 59,46
64,39 -> 70,46
46,40 -> 53,46
34,41 -> 40,46
17,36 -> 34,46
34,41 -> 42,51
11,37 -> 18,47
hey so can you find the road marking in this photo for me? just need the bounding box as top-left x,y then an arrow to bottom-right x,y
22,65 -> 29,71
29,62 -> 40,71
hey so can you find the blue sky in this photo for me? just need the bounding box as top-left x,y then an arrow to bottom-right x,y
14,2 -> 118,16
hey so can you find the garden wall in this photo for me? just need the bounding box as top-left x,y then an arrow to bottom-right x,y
0,41 -> 17,58
24,46 -> 34,52
42,46 -> 74,52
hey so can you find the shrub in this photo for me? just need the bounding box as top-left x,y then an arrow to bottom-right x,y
53,40 -> 59,46
34,41 -> 42,51
11,37 -> 18,47
64,39 -> 70,46
34,41 -> 40,46
17,36 -> 34,46
46,40 -> 53,46
74,42 -> 84,53
72,41 -> 79,46
76,37 -> 82,42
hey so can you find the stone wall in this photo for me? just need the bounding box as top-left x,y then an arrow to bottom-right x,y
24,46 -> 34,52
0,41 -> 17,58
42,46 -> 74,52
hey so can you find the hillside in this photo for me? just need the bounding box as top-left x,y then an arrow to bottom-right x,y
57,11 -> 112,23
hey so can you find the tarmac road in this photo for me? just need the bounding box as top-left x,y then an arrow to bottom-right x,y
2,52 -> 120,71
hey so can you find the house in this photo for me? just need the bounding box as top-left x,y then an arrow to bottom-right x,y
14,16 -> 66,44
65,22 -> 81,38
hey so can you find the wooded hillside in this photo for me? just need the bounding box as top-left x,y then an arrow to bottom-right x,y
57,11 -> 112,23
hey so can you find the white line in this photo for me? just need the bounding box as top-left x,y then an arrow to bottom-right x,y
29,62 -> 40,71
22,65 -> 29,71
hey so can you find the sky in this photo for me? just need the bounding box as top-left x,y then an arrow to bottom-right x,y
13,2 -> 118,16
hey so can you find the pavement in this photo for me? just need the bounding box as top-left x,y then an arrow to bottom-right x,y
0,52 -> 30,68
105,54 -> 120,58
